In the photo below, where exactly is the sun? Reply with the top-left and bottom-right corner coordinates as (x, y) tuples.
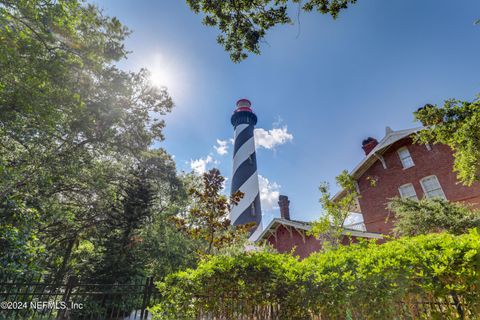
(148, 53), (186, 100)
(150, 60), (174, 88)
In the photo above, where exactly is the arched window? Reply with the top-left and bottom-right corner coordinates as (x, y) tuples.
(420, 175), (446, 199)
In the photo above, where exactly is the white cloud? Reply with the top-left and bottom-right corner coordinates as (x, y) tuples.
(254, 126), (293, 150)
(222, 177), (228, 192)
(189, 155), (214, 175)
(214, 139), (229, 156)
(258, 175), (280, 212)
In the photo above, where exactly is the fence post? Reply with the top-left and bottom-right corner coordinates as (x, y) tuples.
(56, 275), (76, 320)
(140, 277), (154, 320)
(451, 292), (465, 320)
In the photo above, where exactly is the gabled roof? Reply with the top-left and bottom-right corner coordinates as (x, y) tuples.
(352, 126), (423, 178)
(254, 218), (383, 242)
(333, 126), (424, 201)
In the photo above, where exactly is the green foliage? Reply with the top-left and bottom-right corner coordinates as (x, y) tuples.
(186, 0), (356, 62)
(301, 231), (480, 319)
(173, 168), (252, 256)
(309, 170), (358, 245)
(389, 197), (480, 236)
(152, 231), (480, 319)
(414, 99), (480, 186)
(0, 0), (195, 284)
(150, 250), (303, 319)
(0, 199), (44, 277)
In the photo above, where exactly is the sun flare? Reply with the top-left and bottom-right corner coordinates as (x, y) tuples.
(148, 53), (188, 101)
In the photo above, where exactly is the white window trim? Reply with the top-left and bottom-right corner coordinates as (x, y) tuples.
(397, 147), (415, 169)
(420, 175), (446, 199)
(398, 183), (418, 200)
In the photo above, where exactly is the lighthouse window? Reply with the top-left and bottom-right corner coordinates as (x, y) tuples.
(251, 203), (255, 216)
(248, 155), (253, 164)
(237, 100), (250, 108)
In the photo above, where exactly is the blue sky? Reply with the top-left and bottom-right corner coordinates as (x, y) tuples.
(93, 0), (480, 224)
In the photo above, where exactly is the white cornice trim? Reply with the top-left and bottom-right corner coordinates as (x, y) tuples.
(254, 218), (383, 242)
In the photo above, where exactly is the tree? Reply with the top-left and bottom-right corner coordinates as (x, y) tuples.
(88, 150), (197, 283)
(414, 99), (480, 186)
(186, 0), (356, 62)
(173, 168), (253, 255)
(308, 170), (359, 246)
(388, 197), (480, 236)
(0, 0), (175, 279)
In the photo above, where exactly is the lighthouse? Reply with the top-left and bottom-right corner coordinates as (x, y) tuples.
(230, 99), (262, 231)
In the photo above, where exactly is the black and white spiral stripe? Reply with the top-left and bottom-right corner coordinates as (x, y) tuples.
(230, 122), (262, 227)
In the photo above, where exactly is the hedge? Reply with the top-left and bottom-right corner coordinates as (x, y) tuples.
(150, 231), (480, 319)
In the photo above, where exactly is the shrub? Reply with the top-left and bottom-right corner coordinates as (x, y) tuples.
(389, 197), (480, 236)
(151, 231), (480, 319)
(150, 251), (305, 319)
(300, 230), (480, 319)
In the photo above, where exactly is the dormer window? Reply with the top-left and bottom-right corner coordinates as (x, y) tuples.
(397, 147), (414, 169)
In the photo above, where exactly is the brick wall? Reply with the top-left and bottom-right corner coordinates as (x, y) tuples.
(357, 138), (480, 234)
(266, 225), (365, 259)
(267, 225), (320, 259)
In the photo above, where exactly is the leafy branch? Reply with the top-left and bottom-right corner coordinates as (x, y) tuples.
(308, 170), (359, 246)
(186, 0), (356, 62)
(172, 168), (254, 255)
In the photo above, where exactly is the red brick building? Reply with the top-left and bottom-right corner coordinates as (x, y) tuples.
(256, 218), (382, 259)
(255, 126), (480, 258)
(255, 196), (381, 259)
(334, 126), (480, 234)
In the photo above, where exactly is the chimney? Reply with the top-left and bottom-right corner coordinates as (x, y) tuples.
(278, 195), (290, 220)
(362, 137), (378, 155)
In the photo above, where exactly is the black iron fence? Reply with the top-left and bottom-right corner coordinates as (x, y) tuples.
(154, 293), (473, 320)
(1, 277), (474, 320)
(0, 276), (159, 320)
